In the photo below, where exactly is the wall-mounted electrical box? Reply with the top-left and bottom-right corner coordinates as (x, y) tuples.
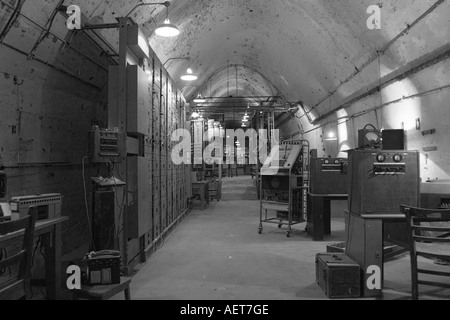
(91, 127), (122, 164)
(127, 65), (151, 136)
(127, 25), (150, 60)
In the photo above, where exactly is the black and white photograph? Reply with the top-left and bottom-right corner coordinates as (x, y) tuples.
(0, 0), (449, 306)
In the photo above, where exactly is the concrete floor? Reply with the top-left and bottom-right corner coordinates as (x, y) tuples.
(118, 176), (449, 300)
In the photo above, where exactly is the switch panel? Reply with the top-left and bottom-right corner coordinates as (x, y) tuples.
(91, 127), (122, 164)
(373, 163), (406, 175)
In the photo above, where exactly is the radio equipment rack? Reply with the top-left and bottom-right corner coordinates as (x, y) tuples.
(258, 140), (310, 237)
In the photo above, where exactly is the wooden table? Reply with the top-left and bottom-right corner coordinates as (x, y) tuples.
(1, 216), (69, 300)
(307, 193), (348, 241)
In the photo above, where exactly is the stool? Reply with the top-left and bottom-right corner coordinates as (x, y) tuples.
(72, 278), (131, 300)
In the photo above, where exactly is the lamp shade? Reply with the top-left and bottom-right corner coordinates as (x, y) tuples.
(180, 68), (198, 81)
(193, 94), (206, 104)
(155, 19), (180, 37)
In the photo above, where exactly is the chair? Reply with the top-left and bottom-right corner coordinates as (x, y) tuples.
(0, 210), (37, 300)
(72, 277), (131, 300)
(401, 205), (450, 300)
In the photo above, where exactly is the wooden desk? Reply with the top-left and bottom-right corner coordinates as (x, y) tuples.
(1, 217), (69, 300)
(346, 212), (408, 298)
(307, 194), (348, 241)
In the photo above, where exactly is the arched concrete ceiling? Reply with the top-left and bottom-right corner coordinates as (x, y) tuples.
(91, 0), (446, 123)
(144, 0), (439, 103)
(186, 64), (282, 100)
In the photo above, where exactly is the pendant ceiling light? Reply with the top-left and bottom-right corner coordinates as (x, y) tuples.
(193, 94), (206, 104)
(124, 1), (180, 38)
(325, 132), (338, 141)
(164, 57), (199, 82)
(181, 68), (198, 81)
(154, 4), (180, 37)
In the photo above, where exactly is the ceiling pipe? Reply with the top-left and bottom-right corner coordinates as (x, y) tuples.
(125, 1), (171, 18)
(312, 42), (450, 125)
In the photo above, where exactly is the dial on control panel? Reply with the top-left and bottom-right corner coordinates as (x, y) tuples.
(393, 154), (403, 163)
(376, 154), (386, 163)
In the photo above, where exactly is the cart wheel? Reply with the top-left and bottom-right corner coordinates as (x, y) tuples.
(286, 231), (291, 238)
(258, 228), (263, 234)
(278, 224), (282, 229)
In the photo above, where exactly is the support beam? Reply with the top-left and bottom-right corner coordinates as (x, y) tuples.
(195, 106), (289, 113)
(116, 17), (130, 274)
(194, 96), (281, 100)
(312, 43), (450, 125)
(81, 23), (120, 30)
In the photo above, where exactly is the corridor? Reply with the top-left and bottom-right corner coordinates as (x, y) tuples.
(116, 176), (445, 300)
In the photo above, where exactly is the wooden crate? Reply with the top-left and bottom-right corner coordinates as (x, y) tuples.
(315, 253), (361, 299)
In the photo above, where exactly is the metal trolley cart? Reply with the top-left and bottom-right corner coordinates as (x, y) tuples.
(258, 140), (310, 237)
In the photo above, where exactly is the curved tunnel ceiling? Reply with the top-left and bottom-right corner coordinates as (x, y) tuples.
(143, 0), (441, 102)
(92, 0), (448, 123)
(191, 64), (282, 99)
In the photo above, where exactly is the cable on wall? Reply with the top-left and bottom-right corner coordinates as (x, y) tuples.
(0, 0), (24, 43)
(28, 0), (66, 60)
(376, 52), (383, 130)
(303, 83), (450, 136)
(0, 0), (116, 68)
(308, 0), (446, 115)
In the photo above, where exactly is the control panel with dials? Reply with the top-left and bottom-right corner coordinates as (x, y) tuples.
(348, 150), (420, 215)
(310, 158), (348, 195)
(373, 152), (408, 175)
(321, 158), (348, 172)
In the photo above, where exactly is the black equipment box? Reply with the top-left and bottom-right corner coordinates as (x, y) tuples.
(310, 158), (348, 195)
(382, 129), (405, 150)
(92, 190), (116, 251)
(316, 253), (361, 299)
(86, 253), (121, 285)
(0, 170), (6, 198)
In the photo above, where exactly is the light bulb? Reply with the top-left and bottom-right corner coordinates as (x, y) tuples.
(181, 68), (198, 81)
(191, 112), (199, 119)
(155, 19), (180, 37)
